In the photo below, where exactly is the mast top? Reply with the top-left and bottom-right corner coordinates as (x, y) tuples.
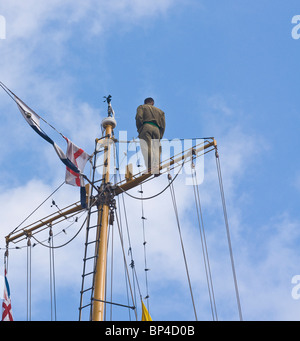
(102, 94), (117, 129)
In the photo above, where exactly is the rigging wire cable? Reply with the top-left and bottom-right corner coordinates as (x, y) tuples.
(31, 213), (88, 249)
(215, 148), (243, 321)
(8, 181), (66, 238)
(115, 209), (139, 321)
(117, 157), (186, 201)
(117, 192), (139, 321)
(134, 139), (151, 312)
(26, 237), (32, 321)
(139, 185), (150, 312)
(168, 173), (198, 321)
(191, 162), (218, 321)
(48, 226), (57, 321)
(0, 81), (66, 140)
(115, 141), (148, 319)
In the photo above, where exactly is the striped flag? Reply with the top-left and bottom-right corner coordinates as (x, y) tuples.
(0, 82), (86, 175)
(0, 82), (91, 208)
(15, 95), (90, 208)
(2, 269), (13, 321)
(15, 95), (81, 175)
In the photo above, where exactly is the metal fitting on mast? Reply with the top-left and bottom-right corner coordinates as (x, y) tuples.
(102, 95), (117, 130)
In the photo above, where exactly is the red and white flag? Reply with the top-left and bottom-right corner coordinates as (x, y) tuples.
(64, 138), (90, 187)
(2, 269), (13, 321)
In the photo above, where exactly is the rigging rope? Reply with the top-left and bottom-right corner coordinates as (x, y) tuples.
(26, 237), (32, 321)
(108, 213), (114, 321)
(8, 181), (66, 238)
(134, 139), (151, 312)
(48, 226), (57, 321)
(118, 158), (186, 201)
(0, 81), (66, 140)
(115, 140), (151, 319)
(31, 210), (88, 249)
(114, 209), (138, 321)
(215, 148), (243, 321)
(139, 185), (150, 312)
(168, 173), (198, 321)
(117, 193), (139, 321)
(191, 162), (218, 321)
(114, 142), (138, 320)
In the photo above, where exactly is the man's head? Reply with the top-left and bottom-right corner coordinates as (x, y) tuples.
(144, 97), (154, 106)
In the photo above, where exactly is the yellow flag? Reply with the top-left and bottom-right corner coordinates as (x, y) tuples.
(141, 300), (152, 321)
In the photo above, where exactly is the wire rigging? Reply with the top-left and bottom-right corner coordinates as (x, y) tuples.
(107, 210), (115, 321)
(8, 181), (66, 238)
(26, 236), (32, 321)
(215, 148), (243, 321)
(116, 192), (140, 321)
(139, 185), (150, 312)
(168, 173), (198, 321)
(114, 209), (139, 321)
(118, 157), (185, 201)
(48, 225), (57, 321)
(191, 161), (218, 321)
(0, 81), (66, 140)
(31, 211), (88, 249)
(134, 139), (151, 312)
(115, 140), (150, 319)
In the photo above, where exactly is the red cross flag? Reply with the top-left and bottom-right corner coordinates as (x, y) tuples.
(65, 137), (90, 187)
(2, 269), (13, 321)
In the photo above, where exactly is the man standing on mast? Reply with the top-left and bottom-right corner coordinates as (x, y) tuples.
(135, 98), (165, 175)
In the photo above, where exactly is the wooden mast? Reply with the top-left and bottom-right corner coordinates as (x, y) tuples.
(91, 96), (116, 321)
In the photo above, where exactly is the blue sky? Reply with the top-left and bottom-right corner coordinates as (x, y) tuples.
(1, 0), (300, 321)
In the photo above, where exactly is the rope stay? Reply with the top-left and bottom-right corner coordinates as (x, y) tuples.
(133, 138), (151, 312)
(117, 194), (138, 321)
(139, 185), (150, 312)
(0, 81), (67, 142)
(115, 151), (186, 201)
(7, 181), (66, 239)
(114, 209), (139, 320)
(114, 139), (151, 320)
(48, 225), (57, 321)
(191, 160), (218, 321)
(168, 172), (198, 321)
(26, 236), (32, 321)
(215, 148), (243, 321)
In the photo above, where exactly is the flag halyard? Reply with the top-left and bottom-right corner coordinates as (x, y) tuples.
(141, 300), (152, 321)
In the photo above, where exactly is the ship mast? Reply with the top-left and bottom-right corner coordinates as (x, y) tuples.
(4, 95), (218, 321)
(91, 95), (116, 321)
